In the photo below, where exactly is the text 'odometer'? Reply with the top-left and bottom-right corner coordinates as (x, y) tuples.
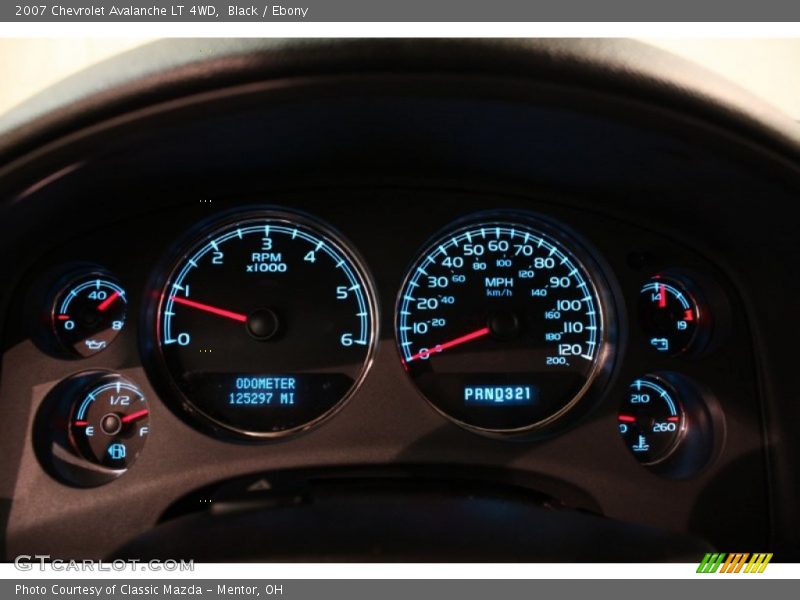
(152, 209), (378, 438)
(396, 213), (615, 435)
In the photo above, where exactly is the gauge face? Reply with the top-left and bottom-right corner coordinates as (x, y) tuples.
(618, 376), (685, 465)
(396, 214), (615, 434)
(69, 374), (149, 470)
(51, 273), (127, 357)
(152, 210), (377, 438)
(639, 275), (702, 356)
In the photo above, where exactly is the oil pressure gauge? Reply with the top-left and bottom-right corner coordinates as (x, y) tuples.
(49, 268), (128, 357)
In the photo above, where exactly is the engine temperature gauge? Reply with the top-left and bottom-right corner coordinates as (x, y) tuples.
(51, 271), (127, 357)
(616, 372), (718, 479)
(618, 375), (685, 465)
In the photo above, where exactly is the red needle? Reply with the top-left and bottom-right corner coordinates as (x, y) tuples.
(405, 326), (491, 363)
(658, 285), (667, 308)
(97, 291), (121, 311)
(170, 296), (248, 322)
(121, 409), (149, 423)
(618, 415), (637, 423)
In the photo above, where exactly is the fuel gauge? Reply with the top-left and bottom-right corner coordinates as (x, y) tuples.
(69, 374), (150, 470)
(34, 371), (150, 487)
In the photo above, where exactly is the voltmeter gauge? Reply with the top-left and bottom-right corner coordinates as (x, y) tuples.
(50, 271), (127, 357)
(639, 274), (706, 356)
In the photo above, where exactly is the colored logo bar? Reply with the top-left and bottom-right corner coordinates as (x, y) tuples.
(697, 553), (773, 573)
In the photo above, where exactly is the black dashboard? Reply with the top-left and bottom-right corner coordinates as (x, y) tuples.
(1, 39), (798, 561)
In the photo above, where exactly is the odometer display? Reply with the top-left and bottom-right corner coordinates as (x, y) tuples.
(152, 210), (377, 438)
(396, 213), (614, 435)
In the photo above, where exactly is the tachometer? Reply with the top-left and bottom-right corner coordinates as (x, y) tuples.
(396, 212), (617, 436)
(148, 209), (378, 439)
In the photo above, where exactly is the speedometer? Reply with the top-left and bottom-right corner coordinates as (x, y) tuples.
(396, 212), (617, 436)
(148, 209), (378, 439)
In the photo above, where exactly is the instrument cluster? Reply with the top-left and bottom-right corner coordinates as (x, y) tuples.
(24, 199), (735, 488)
